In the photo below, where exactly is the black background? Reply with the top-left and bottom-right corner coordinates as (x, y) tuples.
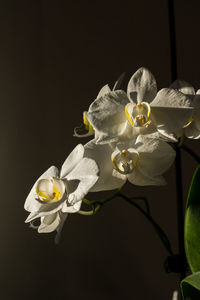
(1, 1), (200, 299)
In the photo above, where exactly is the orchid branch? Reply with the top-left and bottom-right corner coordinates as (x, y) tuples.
(78, 203), (101, 216)
(78, 186), (123, 215)
(118, 193), (174, 256)
(130, 196), (150, 215)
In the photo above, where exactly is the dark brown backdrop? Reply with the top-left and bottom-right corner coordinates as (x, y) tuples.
(1, 1), (200, 299)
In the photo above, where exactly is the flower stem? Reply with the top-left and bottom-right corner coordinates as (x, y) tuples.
(118, 193), (174, 256)
(175, 147), (186, 280)
(78, 203), (101, 216)
(130, 196), (151, 215)
(181, 144), (200, 164)
(78, 186), (123, 215)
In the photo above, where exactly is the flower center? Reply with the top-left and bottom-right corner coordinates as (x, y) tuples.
(111, 149), (139, 175)
(125, 102), (151, 127)
(36, 177), (65, 203)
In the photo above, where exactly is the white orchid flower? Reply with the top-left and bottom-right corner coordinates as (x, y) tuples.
(84, 136), (176, 192)
(24, 144), (99, 234)
(170, 79), (200, 139)
(74, 73), (125, 139)
(86, 67), (193, 144)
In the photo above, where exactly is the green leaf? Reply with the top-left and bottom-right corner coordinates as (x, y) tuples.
(185, 165), (200, 273)
(181, 272), (200, 300)
(186, 165), (200, 208)
(185, 206), (200, 272)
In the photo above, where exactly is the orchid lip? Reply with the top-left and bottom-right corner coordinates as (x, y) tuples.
(125, 102), (151, 127)
(111, 149), (139, 175)
(35, 177), (66, 203)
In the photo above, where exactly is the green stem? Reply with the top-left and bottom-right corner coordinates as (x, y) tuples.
(78, 203), (101, 216)
(130, 196), (150, 215)
(79, 188), (173, 257)
(78, 186), (123, 216)
(118, 193), (174, 256)
(181, 144), (200, 164)
(175, 146), (186, 281)
(82, 186), (123, 206)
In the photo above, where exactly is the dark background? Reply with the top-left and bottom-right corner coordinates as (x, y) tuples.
(1, 1), (200, 299)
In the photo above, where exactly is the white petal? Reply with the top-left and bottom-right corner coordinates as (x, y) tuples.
(194, 108), (200, 129)
(151, 88), (192, 108)
(196, 89), (200, 95)
(193, 94), (200, 108)
(184, 121), (200, 139)
(65, 157), (99, 202)
(135, 138), (176, 178)
(54, 213), (68, 244)
(62, 199), (82, 213)
(127, 67), (157, 103)
(113, 72), (126, 91)
(128, 169), (166, 186)
(84, 140), (125, 192)
(170, 80), (195, 95)
(151, 106), (193, 137)
(96, 84), (111, 98)
(25, 200), (64, 223)
(60, 144), (84, 178)
(38, 211), (67, 233)
(157, 129), (178, 142)
(87, 90), (129, 137)
(24, 166), (59, 213)
(95, 133), (120, 144)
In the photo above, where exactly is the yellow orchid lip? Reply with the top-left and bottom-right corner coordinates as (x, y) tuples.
(36, 177), (65, 203)
(125, 102), (151, 127)
(111, 149), (139, 175)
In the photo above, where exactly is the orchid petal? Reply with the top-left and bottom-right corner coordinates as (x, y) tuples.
(185, 121), (200, 139)
(151, 105), (193, 138)
(193, 93), (200, 108)
(151, 88), (192, 107)
(38, 211), (67, 233)
(157, 129), (179, 142)
(84, 140), (125, 192)
(113, 72), (126, 91)
(128, 169), (166, 186)
(65, 157), (99, 203)
(135, 137), (176, 178)
(127, 67), (157, 104)
(96, 84), (111, 98)
(95, 133), (119, 144)
(194, 108), (200, 129)
(87, 90), (129, 137)
(25, 200), (65, 223)
(54, 213), (68, 244)
(170, 80), (195, 95)
(60, 144), (84, 178)
(62, 199), (82, 213)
